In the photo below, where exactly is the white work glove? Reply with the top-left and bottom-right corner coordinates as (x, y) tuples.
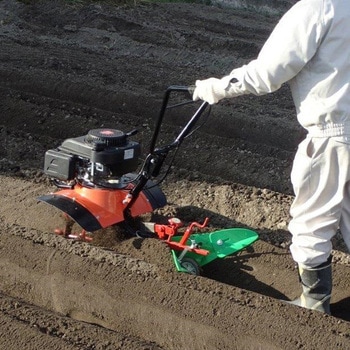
(193, 75), (238, 105)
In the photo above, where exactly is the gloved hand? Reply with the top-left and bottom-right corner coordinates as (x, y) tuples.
(193, 76), (234, 105)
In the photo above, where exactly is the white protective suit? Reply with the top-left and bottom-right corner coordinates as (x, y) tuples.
(193, 0), (350, 267)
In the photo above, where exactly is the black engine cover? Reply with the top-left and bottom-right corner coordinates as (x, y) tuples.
(44, 129), (141, 180)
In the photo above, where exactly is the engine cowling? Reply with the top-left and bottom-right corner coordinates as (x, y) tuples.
(43, 128), (141, 188)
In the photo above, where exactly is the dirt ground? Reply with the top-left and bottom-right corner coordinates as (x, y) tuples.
(1, 0), (350, 349)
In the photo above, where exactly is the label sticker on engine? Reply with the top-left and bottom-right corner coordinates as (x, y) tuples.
(124, 149), (134, 159)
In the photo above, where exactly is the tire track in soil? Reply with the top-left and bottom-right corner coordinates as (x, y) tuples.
(1, 175), (350, 349)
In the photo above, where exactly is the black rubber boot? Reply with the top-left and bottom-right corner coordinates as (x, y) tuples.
(290, 256), (332, 314)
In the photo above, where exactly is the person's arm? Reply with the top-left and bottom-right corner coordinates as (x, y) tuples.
(193, 0), (326, 104)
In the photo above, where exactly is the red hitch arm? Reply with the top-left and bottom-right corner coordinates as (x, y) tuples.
(179, 217), (209, 245)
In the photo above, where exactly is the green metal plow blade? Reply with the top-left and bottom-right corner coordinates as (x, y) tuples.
(171, 228), (258, 272)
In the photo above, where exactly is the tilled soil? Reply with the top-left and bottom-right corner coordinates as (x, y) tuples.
(1, 0), (350, 349)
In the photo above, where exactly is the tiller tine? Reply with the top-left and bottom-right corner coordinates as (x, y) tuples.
(53, 213), (93, 242)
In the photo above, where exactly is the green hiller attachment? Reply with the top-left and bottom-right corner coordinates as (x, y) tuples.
(143, 217), (258, 275)
(170, 227), (258, 274)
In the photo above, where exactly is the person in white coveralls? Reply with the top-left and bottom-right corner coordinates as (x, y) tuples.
(193, 0), (350, 314)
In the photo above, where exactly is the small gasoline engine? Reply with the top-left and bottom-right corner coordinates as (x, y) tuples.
(44, 128), (141, 189)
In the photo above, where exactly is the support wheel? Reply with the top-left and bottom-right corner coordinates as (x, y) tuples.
(180, 257), (201, 275)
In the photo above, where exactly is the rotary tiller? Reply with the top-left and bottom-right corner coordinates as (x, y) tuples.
(39, 86), (258, 274)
